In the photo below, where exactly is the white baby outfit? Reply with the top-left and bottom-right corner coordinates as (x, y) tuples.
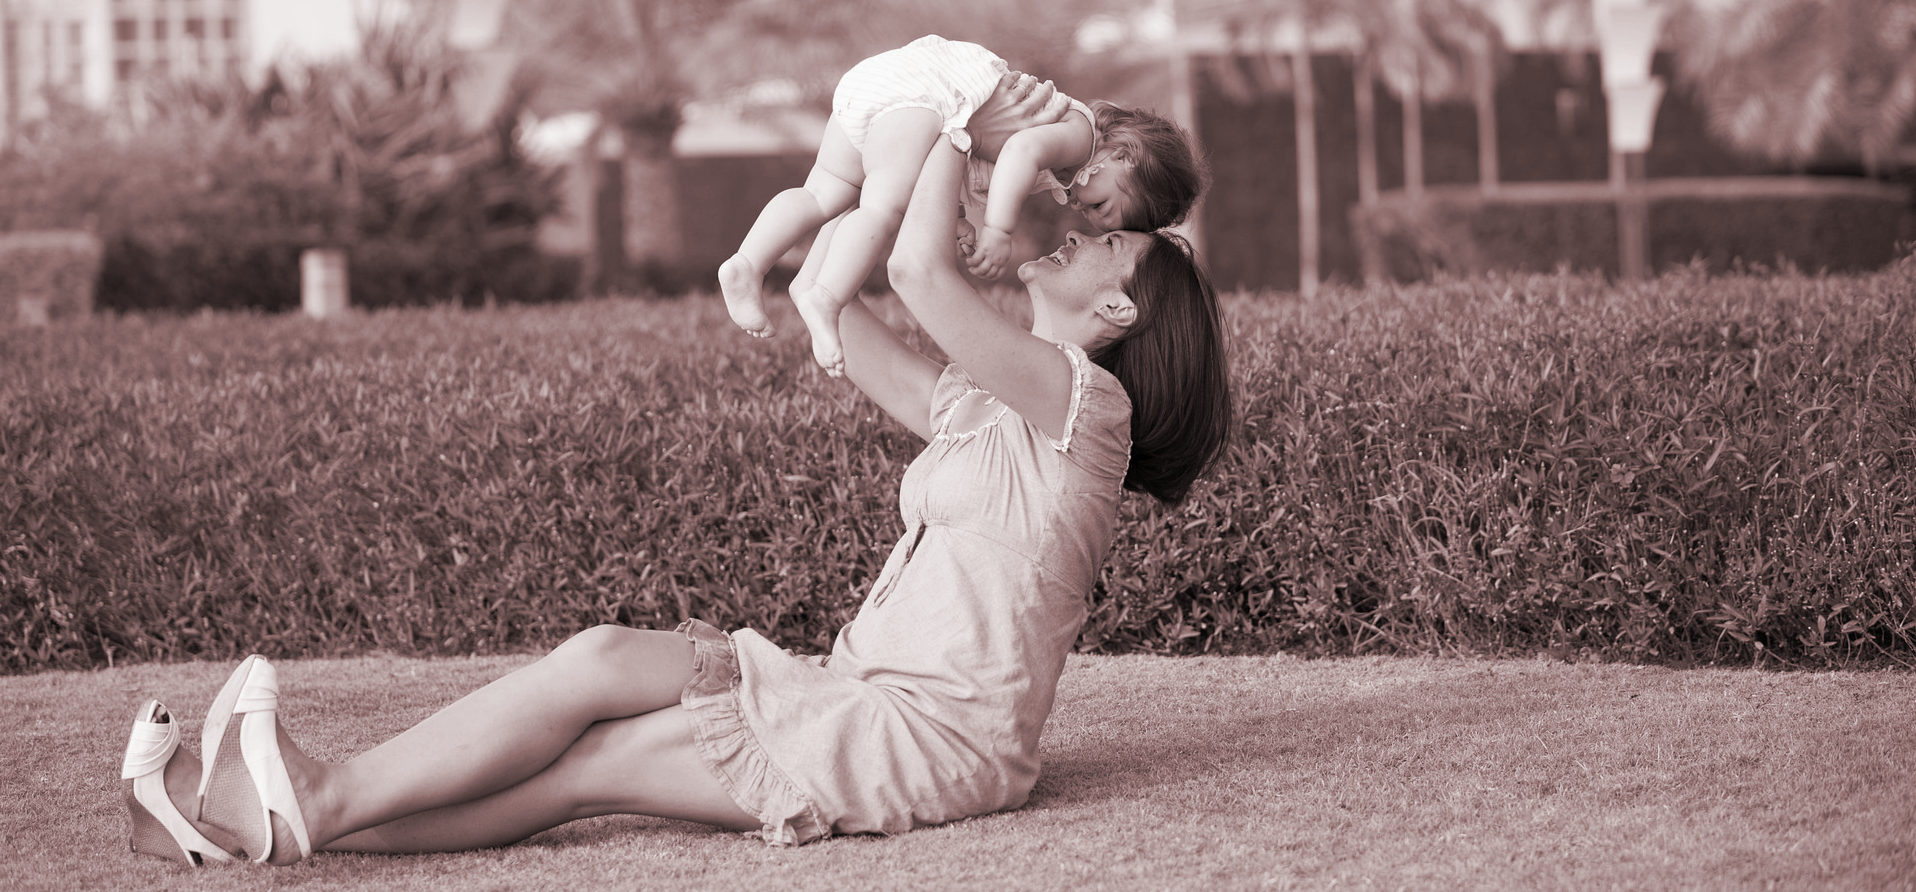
(830, 34), (1097, 213)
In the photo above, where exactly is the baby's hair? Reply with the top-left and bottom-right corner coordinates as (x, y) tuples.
(1092, 101), (1209, 232)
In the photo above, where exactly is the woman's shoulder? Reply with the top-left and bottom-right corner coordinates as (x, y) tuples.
(1051, 341), (1130, 455)
(932, 361), (976, 408)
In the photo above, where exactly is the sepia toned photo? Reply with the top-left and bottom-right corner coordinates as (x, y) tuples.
(3, 1), (1913, 889)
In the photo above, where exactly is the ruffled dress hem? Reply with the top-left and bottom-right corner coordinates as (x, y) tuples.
(676, 619), (832, 846)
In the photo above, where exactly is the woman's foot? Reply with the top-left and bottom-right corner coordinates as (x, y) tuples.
(197, 656), (315, 865)
(718, 254), (774, 337)
(122, 701), (243, 865)
(790, 282), (848, 377)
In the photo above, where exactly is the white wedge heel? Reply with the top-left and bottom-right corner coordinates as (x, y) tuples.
(196, 656), (313, 864)
(121, 700), (237, 865)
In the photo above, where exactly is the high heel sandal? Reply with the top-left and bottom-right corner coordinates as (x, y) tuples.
(196, 655), (313, 864)
(121, 700), (236, 865)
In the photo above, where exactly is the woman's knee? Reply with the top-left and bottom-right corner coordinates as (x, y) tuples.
(551, 623), (633, 657)
(537, 625), (644, 683)
(539, 625), (696, 710)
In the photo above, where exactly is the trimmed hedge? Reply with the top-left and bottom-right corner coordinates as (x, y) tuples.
(4, 259), (1914, 673)
(0, 230), (102, 324)
(1353, 178), (1916, 283)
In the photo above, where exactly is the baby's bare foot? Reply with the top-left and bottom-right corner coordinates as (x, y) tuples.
(718, 254), (773, 337)
(791, 283), (848, 377)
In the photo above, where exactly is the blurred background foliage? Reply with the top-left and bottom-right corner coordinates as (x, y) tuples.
(0, 12), (570, 311)
(0, 0), (1127, 310)
(0, 0), (1912, 308)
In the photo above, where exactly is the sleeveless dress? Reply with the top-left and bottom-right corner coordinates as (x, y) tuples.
(678, 342), (1132, 845)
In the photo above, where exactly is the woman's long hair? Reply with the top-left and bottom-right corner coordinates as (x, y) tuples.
(1087, 231), (1232, 504)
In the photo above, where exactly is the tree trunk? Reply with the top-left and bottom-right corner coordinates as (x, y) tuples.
(1354, 52), (1378, 207)
(1474, 49), (1499, 194)
(591, 153), (627, 294)
(619, 123), (684, 282)
(1354, 50), (1381, 287)
(1292, 47), (1319, 298)
(1404, 63), (1425, 200)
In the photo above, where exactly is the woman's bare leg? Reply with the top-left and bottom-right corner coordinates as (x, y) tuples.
(324, 706), (754, 853)
(206, 625), (745, 859)
(795, 107), (943, 375)
(720, 120), (864, 337)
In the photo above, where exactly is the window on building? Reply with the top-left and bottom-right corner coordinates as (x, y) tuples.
(186, 19), (205, 39)
(116, 58), (136, 83)
(114, 19), (138, 43)
(221, 18), (237, 41)
(154, 20), (169, 42)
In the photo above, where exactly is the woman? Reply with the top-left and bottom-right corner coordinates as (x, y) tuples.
(118, 89), (1232, 864)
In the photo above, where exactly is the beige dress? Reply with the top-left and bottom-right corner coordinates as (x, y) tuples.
(679, 342), (1132, 844)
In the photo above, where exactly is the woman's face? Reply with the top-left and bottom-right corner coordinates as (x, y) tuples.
(1018, 230), (1150, 303)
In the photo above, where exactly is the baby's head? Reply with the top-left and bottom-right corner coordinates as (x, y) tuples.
(1075, 101), (1209, 233)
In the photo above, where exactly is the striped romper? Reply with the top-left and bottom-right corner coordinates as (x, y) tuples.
(830, 35), (1096, 214)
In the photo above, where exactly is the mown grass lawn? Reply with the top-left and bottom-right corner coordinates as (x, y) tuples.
(5, 653), (1911, 891)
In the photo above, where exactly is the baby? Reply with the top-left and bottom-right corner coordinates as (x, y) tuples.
(718, 34), (1205, 374)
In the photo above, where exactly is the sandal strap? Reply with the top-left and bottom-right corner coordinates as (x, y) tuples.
(121, 717), (178, 780)
(236, 661), (280, 713)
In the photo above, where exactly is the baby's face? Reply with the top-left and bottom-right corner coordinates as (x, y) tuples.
(1066, 147), (1136, 232)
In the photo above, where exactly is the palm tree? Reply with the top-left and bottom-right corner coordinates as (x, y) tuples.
(1349, 0), (1506, 202)
(1200, 0), (1505, 292)
(424, 0), (1115, 292)
(416, 0), (889, 290)
(1195, 0), (1342, 297)
(1668, 0), (1916, 174)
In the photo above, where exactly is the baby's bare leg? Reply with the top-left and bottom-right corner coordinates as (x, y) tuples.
(791, 211), (844, 298)
(721, 121), (862, 337)
(797, 107), (943, 375)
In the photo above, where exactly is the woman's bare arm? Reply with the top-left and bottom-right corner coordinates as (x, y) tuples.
(964, 72), (1070, 162)
(839, 298), (942, 441)
(807, 211), (941, 439)
(885, 140), (1075, 439)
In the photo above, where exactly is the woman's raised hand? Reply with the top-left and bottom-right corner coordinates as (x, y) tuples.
(965, 72), (1069, 163)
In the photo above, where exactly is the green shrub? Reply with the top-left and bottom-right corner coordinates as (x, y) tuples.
(0, 22), (572, 315)
(0, 230), (103, 323)
(3, 259), (1914, 673)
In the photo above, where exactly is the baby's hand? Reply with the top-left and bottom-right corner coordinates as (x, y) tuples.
(955, 216), (978, 259)
(967, 225), (1013, 279)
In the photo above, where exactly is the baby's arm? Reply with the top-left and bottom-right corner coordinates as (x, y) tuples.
(969, 111), (1095, 279)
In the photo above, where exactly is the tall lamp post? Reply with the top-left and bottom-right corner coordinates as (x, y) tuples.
(1594, 0), (1666, 280)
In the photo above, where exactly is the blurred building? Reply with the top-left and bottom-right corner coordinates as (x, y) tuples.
(1, 0), (250, 142)
(1, 0), (366, 147)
